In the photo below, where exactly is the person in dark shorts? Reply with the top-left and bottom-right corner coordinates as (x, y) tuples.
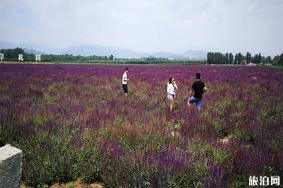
(188, 72), (207, 112)
(122, 67), (129, 96)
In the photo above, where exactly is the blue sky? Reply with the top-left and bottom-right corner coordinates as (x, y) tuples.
(0, 0), (283, 56)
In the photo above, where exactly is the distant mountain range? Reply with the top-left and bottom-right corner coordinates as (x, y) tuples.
(60, 44), (142, 58)
(0, 41), (207, 60)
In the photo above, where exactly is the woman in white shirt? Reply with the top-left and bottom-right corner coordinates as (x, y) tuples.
(122, 67), (129, 96)
(167, 77), (178, 111)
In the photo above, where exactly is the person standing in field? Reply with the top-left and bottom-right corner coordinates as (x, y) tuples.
(167, 77), (178, 111)
(122, 67), (129, 96)
(188, 72), (207, 112)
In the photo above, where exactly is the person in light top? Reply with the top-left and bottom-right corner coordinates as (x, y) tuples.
(122, 67), (129, 96)
(167, 77), (178, 111)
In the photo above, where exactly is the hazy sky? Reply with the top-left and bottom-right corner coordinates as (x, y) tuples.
(0, 0), (283, 56)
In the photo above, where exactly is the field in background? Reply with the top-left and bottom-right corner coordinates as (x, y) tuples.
(0, 64), (282, 187)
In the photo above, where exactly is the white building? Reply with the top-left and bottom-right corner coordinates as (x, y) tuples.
(18, 54), (24, 61)
(35, 54), (41, 62)
(0, 53), (4, 61)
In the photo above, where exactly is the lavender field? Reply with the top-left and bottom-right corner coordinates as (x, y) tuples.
(0, 64), (282, 187)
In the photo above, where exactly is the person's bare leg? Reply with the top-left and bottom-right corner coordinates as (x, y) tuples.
(187, 103), (192, 113)
(169, 100), (173, 111)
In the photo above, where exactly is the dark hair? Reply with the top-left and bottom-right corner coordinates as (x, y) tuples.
(168, 77), (174, 84)
(125, 67), (128, 71)
(196, 72), (201, 79)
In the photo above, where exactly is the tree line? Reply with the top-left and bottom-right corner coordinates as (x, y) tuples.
(1, 48), (283, 66)
(0, 48), (198, 64)
(0, 48), (116, 62)
(0, 48), (170, 63)
(207, 52), (283, 65)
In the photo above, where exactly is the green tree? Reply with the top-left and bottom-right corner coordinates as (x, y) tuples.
(265, 56), (272, 64)
(273, 55), (280, 65)
(279, 53), (283, 65)
(253, 53), (262, 64)
(228, 53), (234, 64)
(246, 52), (252, 64)
(235, 53), (244, 64)
(224, 53), (229, 64)
(109, 54), (114, 61)
(207, 52), (213, 64)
